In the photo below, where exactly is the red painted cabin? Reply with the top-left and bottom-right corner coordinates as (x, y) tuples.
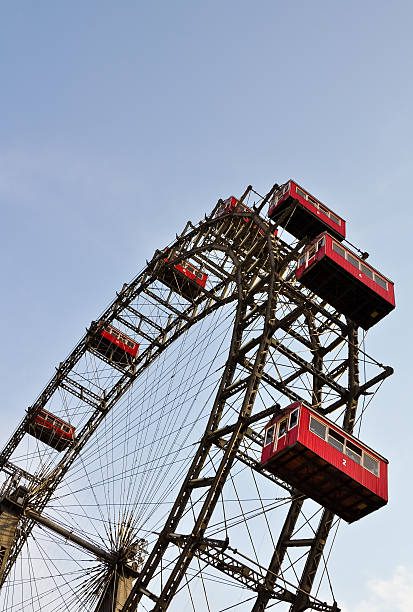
(261, 403), (388, 523)
(216, 196), (252, 218)
(268, 180), (346, 242)
(216, 196), (277, 243)
(26, 408), (75, 451)
(296, 233), (395, 330)
(89, 323), (139, 367)
(155, 249), (207, 301)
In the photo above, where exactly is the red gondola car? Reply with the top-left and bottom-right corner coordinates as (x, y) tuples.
(216, 196), (277, 242)
(155, 249), (207, 301)
(261, 403), (388, 523)
(216, 196), (252, 218)
(89, 322), (139, 367)
(26, 408), (75, 451)
(296, 233), (395, 329)
(268, 180), (346, 242)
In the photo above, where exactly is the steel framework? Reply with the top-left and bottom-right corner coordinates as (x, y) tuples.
(0, 183), (392, 611)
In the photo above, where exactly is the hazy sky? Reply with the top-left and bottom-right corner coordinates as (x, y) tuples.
(1, 2), (412, 610)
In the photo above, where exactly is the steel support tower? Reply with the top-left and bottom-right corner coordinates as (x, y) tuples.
(0, 183), (392, 611)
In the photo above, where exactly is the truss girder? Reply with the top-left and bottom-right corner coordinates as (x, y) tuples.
(196, 538), (338, 612)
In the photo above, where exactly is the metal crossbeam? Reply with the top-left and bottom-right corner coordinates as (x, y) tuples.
(59, 376), (105, 408)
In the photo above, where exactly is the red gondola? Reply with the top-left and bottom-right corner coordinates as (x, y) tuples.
(154, 249), (207, 301)
(268, 180), (346, 242)
(216, 196), (252, 218)
(296, 232), (395, 329)
(216, 196), (277, 243)
(26, 408), (75, 451)
(89, 322), (139, 367)
(261, 403), (388, 523)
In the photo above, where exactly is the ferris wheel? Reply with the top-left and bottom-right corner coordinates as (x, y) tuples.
(0, 180), (395, 612)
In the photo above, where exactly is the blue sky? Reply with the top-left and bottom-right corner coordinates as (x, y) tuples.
(1, 1), (412, 609)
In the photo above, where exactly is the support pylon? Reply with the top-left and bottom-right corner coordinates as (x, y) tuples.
(95, 565), (136, 612)
(0, 486), (27, 584)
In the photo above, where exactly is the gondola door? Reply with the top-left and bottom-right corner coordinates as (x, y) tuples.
(275, 415), (289, 453)
(275, 406), (300, 453)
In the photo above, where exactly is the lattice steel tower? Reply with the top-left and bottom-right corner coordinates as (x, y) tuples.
(0, 180), (394, 611)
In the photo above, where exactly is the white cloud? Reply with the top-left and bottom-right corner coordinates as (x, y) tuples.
(341, 565), (413, 612)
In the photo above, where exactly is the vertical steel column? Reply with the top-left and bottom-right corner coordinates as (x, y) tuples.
(0, 487), (26, 585)
(288, 323), (360, 611)
(95, 568), (136, 612)
(308, 313), (323, 409)
(343, 323), (359, 434)
(251, 496), (304, 612)
(289, 510), (335, 612)
(121, 296), (250, 612)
